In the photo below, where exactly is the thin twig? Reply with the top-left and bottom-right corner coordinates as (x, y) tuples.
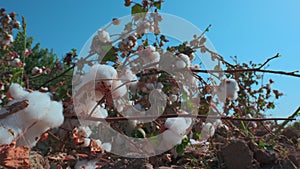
(38, 65), (75, 89)
(274, 106), (300, 135)
(257, 53), (280, 69)
(64, 114), (296, 122)
(138, 67), (300, 78)
(192, 68), (300, 78)
(0, 100), (29, 120)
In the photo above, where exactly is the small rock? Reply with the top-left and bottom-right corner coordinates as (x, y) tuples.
(282, 128), (300, 143)
(254, 149), (276, 165)
(222, 140), (253, 169)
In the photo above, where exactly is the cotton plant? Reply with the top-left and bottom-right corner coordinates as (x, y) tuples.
(0, 83), (64, 147)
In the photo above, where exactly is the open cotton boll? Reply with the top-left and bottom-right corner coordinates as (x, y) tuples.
(75, 159), (100, 169)
(138, 46), (160, 64)
(224, 79), (239, 100)
(7, 91), (52, 130)
(119, 69), (138, 88)
(111, 80), (127, 98)
(9, 83), (29, 99)
(0, 126), (20, 145)
(216, 79), (239, 102)
(80, 138), (91, 147)
(97, 29), (110, 43)
(41, 101), (64, 129)
(175, 60), (187, 69)
(162, 130), (183, 148)
(76, 126), (92, 138)
(16, 120), (51, 147)
(201, 122), (215, 139)
(178, 53), (191, 67)
(213, 119), (223, 128)
(21, 91), (52, 126)
(101, 142), (112, 152)
(95, 64), (118, 88)
(16, 99), (63, 148)
(165, 117), (189, 136)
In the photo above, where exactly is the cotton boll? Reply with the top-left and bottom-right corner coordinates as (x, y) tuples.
(95, 64), (118, 88)
(138, 46), (160, 65)
(175, 60), (186, 69)
(9, 83), (29, 99)
(225, 79), (239, 100)
(113, 98), (127, 113)
(93, 106), (108, 118)
(18, 91), (52, 128)
(178, 53), (191, 67)
(97, 29), (110, 43)
(216, 79), (239, 102)
(111, 80), (127, 98)
(148, 51), (160, 62)
(190, 139), (201, 145)
(213, 119), (223, 128)
(0, 126), (19, 145)
(42, 101), (64, 129)
(162, 130), (183, 147)
(7, 91), (52, 130)
(101, 142), (112, 152)
(169, 94), (178, 102)
(11, 58), (22, 67)
(77, 126), (92, 138)
(80, 138), (91, 147)
(75, 159), (100, 169)
(16, 121), (50, 148)
(201, 122), (215, 139)
(31, 66), (42, 74)
(87, 105), (108, 126)
(119, 69), (138, 88)
(165, 117), (189, 136)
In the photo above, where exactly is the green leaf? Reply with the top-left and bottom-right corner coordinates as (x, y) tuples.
(101, 46), (118, 63)
(131, 4), (146, 15)
(259, 140), (265, 148)
(153, 1), (162, 9)
(265, 145), (274, 150)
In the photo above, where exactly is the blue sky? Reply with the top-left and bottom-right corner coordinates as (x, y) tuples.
(1, 0), (300, 118)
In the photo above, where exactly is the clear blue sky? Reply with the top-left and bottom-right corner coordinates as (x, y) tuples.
(1, 0), (300, 118)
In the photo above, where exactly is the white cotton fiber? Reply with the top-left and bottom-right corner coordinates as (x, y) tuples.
(101, 142), (112, 152)
(201, 122), (215, 139)
(9, 83), (29, 99)
(1, 83), (64, 147)
(119, 69), (138, 89)
(17, 91), (52, 129)
(111, 80), (127, 98)
(178, 53), (191, 66)
(0, 126), (19, 145)
(16, 121), (49, 148)
(162, 130), (183, 147)
(95, 64), (118, 88)
(80, 138), (91, 147)
(97, 29), (110, 43)
(216, 79), (239, 102)
(77, 126), (92, 138)
(43, 101), (64, 128)
(165, 117), (189, 136)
